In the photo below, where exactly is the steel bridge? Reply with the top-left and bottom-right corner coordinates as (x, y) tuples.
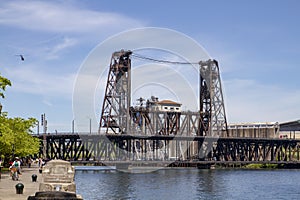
(38, 133), (300, 167)
(38, 50), (300, 167)
(99, 50), (227, 137)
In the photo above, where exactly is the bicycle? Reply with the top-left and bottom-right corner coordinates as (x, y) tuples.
(10, 166), (19, 181)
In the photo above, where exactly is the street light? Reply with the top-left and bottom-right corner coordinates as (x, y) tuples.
(41, 113), (47, 159)
(36, 120), (40, 135)
(72, 119), (75, 134)
(89, 118), (92, 134)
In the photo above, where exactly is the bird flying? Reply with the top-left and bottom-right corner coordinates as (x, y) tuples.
(15, 54), (25, 61)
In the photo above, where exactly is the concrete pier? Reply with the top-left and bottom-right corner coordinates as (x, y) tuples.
(0, 164), (40, 200)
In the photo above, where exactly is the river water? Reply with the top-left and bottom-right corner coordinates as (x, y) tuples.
(75, 168), (300, 200)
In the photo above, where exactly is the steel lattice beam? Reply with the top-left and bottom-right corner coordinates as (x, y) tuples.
(99, 50), (132, 134)
(39, 134), (300, 165)
(99, 51), (228, 138)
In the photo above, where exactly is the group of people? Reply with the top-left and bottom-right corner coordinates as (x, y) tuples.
(8, 157), (34, 168)
(8, 157), (46, 180)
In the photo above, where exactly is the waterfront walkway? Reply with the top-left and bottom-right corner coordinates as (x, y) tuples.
(0, 164), (40, 200)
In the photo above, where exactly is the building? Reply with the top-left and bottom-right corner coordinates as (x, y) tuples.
(279, 120), (300, 139)
(146, 96), (182, 112)
(227, 122), (279, 138)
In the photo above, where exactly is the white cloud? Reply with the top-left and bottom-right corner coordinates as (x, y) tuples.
(45, 37), (78, 59)
(4, 65), (76, 99)
(0, 1), (143, 33)
(0, 0), (146, 69)
(224, 78), (300, 123)
(42, 99), (53, 107)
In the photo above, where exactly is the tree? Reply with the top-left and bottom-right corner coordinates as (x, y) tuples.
(0, 74), (11, 99)
(0, 74), (40, 166)
(0, 113), (40, 166)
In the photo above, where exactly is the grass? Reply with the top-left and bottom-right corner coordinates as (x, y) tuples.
(0, 167), (10, 172)
(244, 163), (283, 169)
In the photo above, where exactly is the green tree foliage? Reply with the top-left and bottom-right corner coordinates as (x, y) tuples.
(0, 74), (12, 98)
(0, 113), (40, 164)
(0, 74), (40, 166)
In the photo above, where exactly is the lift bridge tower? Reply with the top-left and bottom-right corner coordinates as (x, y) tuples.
(100, 50), (132, 134)
(99, 50), (227, 160)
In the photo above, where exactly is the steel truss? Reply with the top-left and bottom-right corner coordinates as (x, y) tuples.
(97, 51), (229, 160)
(99, 52), (227, 136)
(199, 60), (228, 136)
(37, 51), (300, 166)
(39, 134), (300, 164)
(100, 50), (132, 134)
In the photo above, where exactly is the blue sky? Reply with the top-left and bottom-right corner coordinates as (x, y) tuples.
(0, 0), (299, 133)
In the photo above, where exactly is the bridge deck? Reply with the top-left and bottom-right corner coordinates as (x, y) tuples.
(37, 134), (300, 166)
(71, 160), (300, 166)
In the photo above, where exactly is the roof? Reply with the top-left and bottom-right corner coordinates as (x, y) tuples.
(228, 122), (278, 126)
(228, 122), (279, 129)
(157, 100), (181, 106)
(279, 120), (300, 131)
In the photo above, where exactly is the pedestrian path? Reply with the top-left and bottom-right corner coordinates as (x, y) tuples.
(0, 164), (41, 200)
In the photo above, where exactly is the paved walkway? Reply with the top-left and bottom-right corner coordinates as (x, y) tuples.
(0, 164), (41, 200)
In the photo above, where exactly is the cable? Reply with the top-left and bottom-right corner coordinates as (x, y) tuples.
(131, 53), (199, 65)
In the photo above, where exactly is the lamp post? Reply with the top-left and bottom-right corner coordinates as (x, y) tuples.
(72, 119), (75, 134)
(89, 118), (92, 134)
(41, 113), (47, 159)
(36, 120), (40, 135)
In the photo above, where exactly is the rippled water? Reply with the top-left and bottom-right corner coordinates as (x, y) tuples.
(75, 168), (300, 200)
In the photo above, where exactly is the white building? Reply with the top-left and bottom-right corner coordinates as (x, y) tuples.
(147, 97), (182, 112)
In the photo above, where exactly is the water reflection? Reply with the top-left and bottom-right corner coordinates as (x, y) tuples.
(76, 171), (135, 199)
(196, 170), (217, 198)
(75, 169), (300, 200)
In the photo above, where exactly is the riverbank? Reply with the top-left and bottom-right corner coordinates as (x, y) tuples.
(0, 164), (40, 200)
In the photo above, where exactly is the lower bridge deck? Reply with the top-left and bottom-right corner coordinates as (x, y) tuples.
(37, 134), (300, 166)
(70, 160), (300, 169)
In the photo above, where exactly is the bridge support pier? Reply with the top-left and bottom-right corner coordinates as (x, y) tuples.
(116, 162), (131, 171)
(197, 163), (214, 169)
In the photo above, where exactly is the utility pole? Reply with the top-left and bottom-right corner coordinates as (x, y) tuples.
(72, 119), (75, 134)
(89, 118), (92, 134)
(41, 113), (47, 159)
(37, 120), (40, 135)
